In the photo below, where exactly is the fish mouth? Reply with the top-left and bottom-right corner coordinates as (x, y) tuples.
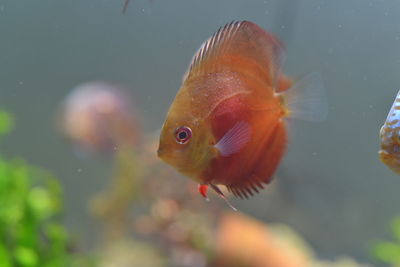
(157, 147), (163, 158)
(157, 144), (168, 160)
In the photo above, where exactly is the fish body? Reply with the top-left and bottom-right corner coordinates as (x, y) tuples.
(379, 89), (400, 174)
(158, 21), (326, 200)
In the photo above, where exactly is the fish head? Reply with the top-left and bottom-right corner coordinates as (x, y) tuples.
(157, 94), (216, 180)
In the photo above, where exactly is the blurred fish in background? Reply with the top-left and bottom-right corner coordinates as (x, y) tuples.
(59, 81), (139, 156)
(379, 89), (400, 174)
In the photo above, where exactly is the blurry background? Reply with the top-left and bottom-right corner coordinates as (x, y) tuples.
(1, 0), (400, 266)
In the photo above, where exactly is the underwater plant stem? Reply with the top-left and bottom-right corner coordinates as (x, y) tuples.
(91, 146), (140, 242)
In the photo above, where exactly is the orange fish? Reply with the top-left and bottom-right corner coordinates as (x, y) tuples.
(379, 89), (400, 173)
(157, 21), (326, 205)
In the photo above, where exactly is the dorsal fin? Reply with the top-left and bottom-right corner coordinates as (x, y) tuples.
(188, 21), (243, 73)
(184, 20), (285, 88)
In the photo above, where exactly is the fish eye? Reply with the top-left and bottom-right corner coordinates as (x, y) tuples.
(174, 126), (192, 144)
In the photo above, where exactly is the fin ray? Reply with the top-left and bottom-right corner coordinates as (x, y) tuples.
(209, 184), (237, 211)
(184, 20), (285, 87)
(282, 72), (328, 122)
(215, 121), (251, 157)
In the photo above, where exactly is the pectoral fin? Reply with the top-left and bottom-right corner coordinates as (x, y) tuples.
(214, 121), (251, 157)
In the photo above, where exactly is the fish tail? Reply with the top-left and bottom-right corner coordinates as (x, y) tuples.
(280, 72), (328, 122)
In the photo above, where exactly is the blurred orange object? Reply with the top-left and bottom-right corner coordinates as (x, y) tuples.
(214, 212), (310, 267)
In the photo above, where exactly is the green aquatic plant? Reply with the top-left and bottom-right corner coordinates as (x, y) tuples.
(0, 110), (95, 267)
(0, 160), (65, 267)
(371, 216), (400, 266)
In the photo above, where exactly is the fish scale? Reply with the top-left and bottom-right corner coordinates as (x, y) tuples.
(379, 90), (400, 173)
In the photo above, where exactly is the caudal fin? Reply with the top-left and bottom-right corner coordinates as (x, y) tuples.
(281, 72), (328, 122)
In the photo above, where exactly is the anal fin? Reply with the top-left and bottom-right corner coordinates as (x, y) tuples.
(226, 122), (287, 198)
(199, 183), (237, 211)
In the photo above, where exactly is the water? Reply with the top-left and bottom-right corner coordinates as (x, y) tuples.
(1, 0), (400, 265)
